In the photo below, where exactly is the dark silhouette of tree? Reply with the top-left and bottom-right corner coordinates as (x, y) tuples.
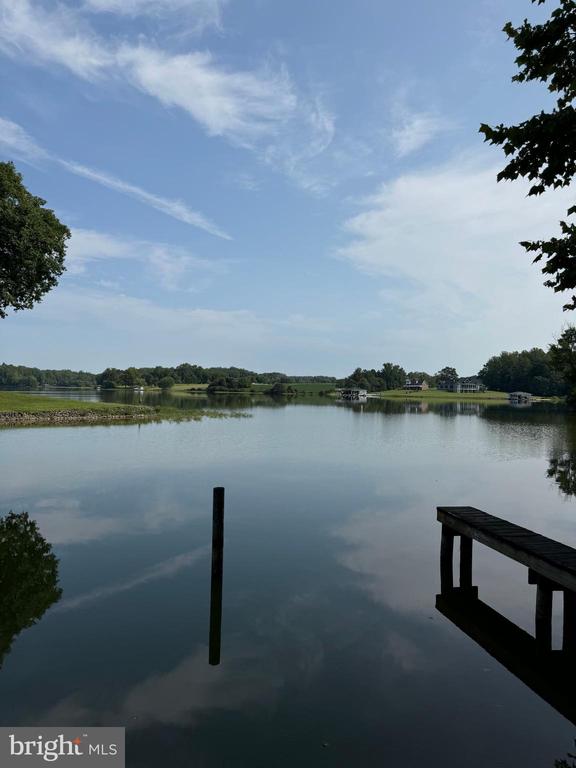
(0, 512), (61, 666)
(480, 0), (576, 309)
(436, 366), (458, 383)
(0, 162), (70, 318)
(550, 326), (576, 402)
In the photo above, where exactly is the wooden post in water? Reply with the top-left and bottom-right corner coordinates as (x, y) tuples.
(563, 590), (576, 652)
(460, 535), (473, 590)
(440, 525), (455, 594)
(535, 582), (553, 650)
(209, 487), (224, 666)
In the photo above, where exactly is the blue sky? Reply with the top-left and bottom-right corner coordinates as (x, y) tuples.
(0, 0), (571, 376)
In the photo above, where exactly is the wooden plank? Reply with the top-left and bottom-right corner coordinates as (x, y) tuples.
(437, 507), (576, 593)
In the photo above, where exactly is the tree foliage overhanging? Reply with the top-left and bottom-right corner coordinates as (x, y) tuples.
(0, 162), (69, 318)
(480, 0), (576, 309)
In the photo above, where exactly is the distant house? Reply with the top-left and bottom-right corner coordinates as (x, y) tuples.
(437, 376), (485, 393)
(338, 388), (368, 401)
(404, 378), (429, 391)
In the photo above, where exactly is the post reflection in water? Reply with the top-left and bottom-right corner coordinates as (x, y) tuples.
(0, 511), (61, 668)
(208, 487), (225, 666)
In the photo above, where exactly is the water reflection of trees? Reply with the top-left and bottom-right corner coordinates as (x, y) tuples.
(0, 512), (61, 666)
(544, 418), (576, 498)
(548, 453), (576, 497)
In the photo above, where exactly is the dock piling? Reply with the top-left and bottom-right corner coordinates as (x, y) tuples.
(440, 525), (455, 593)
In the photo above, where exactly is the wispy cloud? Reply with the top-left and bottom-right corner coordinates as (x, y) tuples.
(388, 92), (451, 158)
(0, 117), (230, 238)
(0, 116), (49, 160)
(0, 0), (296, 146)
(84, 0), (227, 33)
(61, 160), (231, 238)
(263, 96), (336, 194)
(118, 46), (296, 145)
(338, 152), (572, 365)
(391, 110), (449, 157)
(0, 0), (334, 184)
(67, 228), (227, 290)
(0, 0), (113, 80)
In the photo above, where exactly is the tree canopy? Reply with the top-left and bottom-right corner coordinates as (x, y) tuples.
(549, 326), (576, 400)
(436, 366), (458, 383)
(480, 0), (576, 309)
(0, 162), (70, 318)
(343, 363), (406, 391)
(479, 347), (565, 395)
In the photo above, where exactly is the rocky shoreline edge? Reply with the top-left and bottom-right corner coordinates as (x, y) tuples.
(0, 407), (157, 426)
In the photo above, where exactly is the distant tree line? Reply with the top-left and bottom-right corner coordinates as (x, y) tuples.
(0, 363), (95, 389)
(95, 365), (337, 391)
(342, 363), (407, 391)
(479, 348), (566, 396)
(6, 328), (576, 400)
(0, 361), (339, 391)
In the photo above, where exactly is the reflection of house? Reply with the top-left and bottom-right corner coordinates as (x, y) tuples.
(404, 378), (429, 391)
(404, 402), (429, 414)
(509, 392), (532, 404)
(338, 388), (368, 401)
(437, 376), (485, 393)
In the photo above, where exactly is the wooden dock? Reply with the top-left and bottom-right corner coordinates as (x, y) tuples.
(437, 506), (576, 651)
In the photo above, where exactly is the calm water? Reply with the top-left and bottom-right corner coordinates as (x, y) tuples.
(2, 393), (576, 767)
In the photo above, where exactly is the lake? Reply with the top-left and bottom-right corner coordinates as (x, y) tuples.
(1, 392), (576, 767)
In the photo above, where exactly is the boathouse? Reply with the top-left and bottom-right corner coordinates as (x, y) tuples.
(338, 388), (368, 401)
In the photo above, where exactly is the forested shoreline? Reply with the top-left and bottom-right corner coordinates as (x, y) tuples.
(0, 336), (572, 397)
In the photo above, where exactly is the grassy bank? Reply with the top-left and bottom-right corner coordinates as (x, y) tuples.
(372, 388), (511, 402)
(0, 392), (136, 413)
(0, 392), (244, 427)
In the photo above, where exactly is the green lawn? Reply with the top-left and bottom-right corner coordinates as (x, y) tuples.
(287, 382), (336, 394)
(0, 392), (131, 413)
(373, 388), (511, 402)
(163, 383), (209, 392)
(0, 391), (245, 426)
(251, 382), (335, 394)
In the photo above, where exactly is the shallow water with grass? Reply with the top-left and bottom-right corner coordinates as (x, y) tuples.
(1, 392), (576, 767)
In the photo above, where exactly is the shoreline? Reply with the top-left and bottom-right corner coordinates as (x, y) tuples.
(0, 407), (159, 427)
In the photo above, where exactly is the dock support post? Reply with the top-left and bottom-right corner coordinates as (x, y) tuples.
(460, 535), (473, 590)
(563, 590), (576, 652)
(440, 525), (455, 594)
(535, 582), (553, 650)
(209, 487), (224, 666)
